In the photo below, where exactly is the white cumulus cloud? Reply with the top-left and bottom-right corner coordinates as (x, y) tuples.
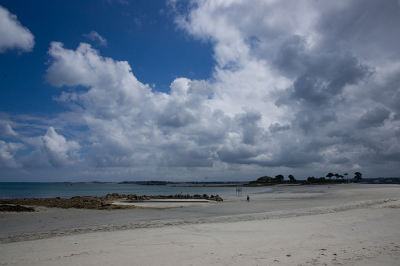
(2, 0), (400, 180)
(20, 127), (81, 168)
(0, 5), (34, 53)
(0, 140), (25, 168)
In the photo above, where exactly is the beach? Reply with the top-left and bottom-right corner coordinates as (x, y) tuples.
(1, 183), (399, 265)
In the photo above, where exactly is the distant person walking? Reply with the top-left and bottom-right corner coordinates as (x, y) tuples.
(247, 195), (250, 202)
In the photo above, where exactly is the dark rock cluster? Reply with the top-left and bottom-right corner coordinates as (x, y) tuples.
(104, 193), (222, 201)
(0, 204), (35, 212)
(0, 193), (223, 211)
(0, 196), (115, 210)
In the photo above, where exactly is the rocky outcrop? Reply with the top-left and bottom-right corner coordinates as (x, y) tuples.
(0, 204), (35, 212)
(0, 193), (223, 211)
(210, 195), (223, 201)
(0, 196), (112, 210)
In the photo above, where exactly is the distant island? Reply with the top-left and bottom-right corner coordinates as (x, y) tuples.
(246, 172), (400, 185)
(58, 174), (400, 187)
(118, 181), (246, 186)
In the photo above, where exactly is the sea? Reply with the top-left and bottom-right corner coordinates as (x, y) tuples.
(0, 182), (272, 199)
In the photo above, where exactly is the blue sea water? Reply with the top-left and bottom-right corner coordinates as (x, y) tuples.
(0, 182), (271, 199)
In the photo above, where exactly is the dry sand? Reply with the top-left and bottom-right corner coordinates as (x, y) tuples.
(1, 183), (400, 265)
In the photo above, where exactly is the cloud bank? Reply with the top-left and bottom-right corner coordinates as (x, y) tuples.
(1, 0), (400, 180)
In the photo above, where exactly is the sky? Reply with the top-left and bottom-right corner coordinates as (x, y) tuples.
(0, 0), (399, 182)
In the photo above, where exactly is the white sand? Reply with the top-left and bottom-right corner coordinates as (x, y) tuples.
(1, 183), (400, 265)
(112, 198), (211, 208)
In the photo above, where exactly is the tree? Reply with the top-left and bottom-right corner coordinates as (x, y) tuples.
(339, 175), (344, 181)
(319, 177), (327, 182)
(275, 175), (284, 182)
(334, 173), (340, 180)
(344, 173), (348, 181)
(354, 172), (362, 181)
(326, 173), (334, 180)
(307, 176), (316, 183)
(256, 176), (272, 183)
(288, 175), (296, 182)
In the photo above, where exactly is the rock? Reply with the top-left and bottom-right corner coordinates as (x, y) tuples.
(127, 194), (137, 200)
(101, 202), (111, 207)
(0, 204), (35, 212)
(0, 193), (224, 210)
(215, 195), (223, 201)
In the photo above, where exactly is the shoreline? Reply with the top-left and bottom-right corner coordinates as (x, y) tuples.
(0, 193), (223, 211)
(1, 183), (400, 265)
(1, 197), (398, 245)
(1, 183), (399, 243)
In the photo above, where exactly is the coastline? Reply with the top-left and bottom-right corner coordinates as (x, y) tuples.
(0, 193), (223, 211)
(1, 183), (399, 265)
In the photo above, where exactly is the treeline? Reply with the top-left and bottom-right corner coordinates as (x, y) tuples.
(250, 172), (363, 184)
(307, 172), (362, 183)
(249, 174), (297, 184)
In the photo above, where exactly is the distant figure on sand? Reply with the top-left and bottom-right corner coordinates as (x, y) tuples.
(247, 195), (250, 202)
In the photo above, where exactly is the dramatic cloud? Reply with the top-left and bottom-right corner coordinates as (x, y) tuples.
(2, 0), (400, 180)
(20, 127), (81, 168)
(167, 0), (400, 175)
(357, 107), (391, 129)
(0, 5), (34, 53)
(83, 31), (107, 46)
(45, 42), (224, 169)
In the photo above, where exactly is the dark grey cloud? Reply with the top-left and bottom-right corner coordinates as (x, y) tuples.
(360, 150), (400, 165)
(304, 137), (339, 153)
(216, 145), (258, 164)
(235, 108), (263, 145)
(357, 106), (391, 129)
(88, 141), (136, 168)
(235, 146), (324, 168)
(157, 105), (197, 128)
(269, 123), (290, 133)
(291, 109), (338, 134)
(20, 149), (52, 168)
(329, 157), (350, 165)
(286, 52), (371, 106)
(187, 109), (231, 146)
(272, 35), (307, 78)
(314, 0), (400, 59)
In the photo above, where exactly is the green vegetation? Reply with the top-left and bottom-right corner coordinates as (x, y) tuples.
(354, 172), (362, 181)
(275, 175), (284, 182)
(249, 172), (363, 185)
(249, 174), (293, 184)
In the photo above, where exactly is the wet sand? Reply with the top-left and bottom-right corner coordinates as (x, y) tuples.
(1, 183), (399, 265)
